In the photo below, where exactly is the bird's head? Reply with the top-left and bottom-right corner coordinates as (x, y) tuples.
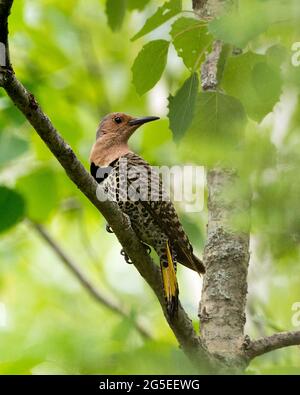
(96, 112), (160, 143)
(90, 112), (159, 166)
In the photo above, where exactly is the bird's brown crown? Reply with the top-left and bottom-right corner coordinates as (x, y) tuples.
(96, 113), (135, 142)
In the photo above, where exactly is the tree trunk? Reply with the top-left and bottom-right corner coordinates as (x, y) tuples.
(193, 0), (251, 373)
(199, 170), (250, 372)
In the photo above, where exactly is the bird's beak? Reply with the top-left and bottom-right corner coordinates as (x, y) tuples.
(128, 116), (160, 126)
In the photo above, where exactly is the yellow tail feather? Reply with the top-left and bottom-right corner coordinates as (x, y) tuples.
(161, 241), (179, 319)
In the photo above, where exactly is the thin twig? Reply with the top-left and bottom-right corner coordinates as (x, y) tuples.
(171, 22), (206, 41)
(246, 331), (300, 360)
(28, 220), (152, 340)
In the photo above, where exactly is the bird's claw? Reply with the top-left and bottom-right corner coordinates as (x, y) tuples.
(120, 249), (132, 264)
(106, 224), (114, 233)
(120, 244), (149, 264)
(142, 243), (151, 255)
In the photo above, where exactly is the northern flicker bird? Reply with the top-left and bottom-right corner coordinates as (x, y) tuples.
(89, 113), (205, 319)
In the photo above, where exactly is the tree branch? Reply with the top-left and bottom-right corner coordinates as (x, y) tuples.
(28, 220), (152, 340)
(246, 331), (300, 361)
(0, 0), (211, 370)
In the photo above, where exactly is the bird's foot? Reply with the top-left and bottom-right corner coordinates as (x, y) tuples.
(120, 249), (132, 264)
(106, 224), (114, 233)
(120, 244), (150, 265)
(142, 243), (151, 255)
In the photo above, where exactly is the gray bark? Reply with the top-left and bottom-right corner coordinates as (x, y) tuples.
(199, 170), (250, 371)
(193, 0), (234, 19)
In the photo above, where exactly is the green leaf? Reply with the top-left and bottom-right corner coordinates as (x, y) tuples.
(252, 62), (282, 108)
(105, 0), (127, 31)
(222, 52), (282, 122)
(0, 186), (25, 233)
(132, 40), (169, 95)
(180, 92), (247, 165)
(191, 91), (247, 138)
(208, 0), (269, 48)
(16, 167), (59, 222)
(131, 0), (182, 41)
(127, 0), (151, 11)
(168, 73), (199, 141)
(170, 17), (212, 71)
(0, 133), (29, 167)
(266, 44), (288, 67)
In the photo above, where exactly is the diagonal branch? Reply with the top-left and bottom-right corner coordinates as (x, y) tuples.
(0, 68), (209, 369)
(246, 331), (300, 361)
(28, 220), (152, 340)
(0, 0), (211, 369)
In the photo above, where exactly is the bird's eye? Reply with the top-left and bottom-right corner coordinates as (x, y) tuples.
(114, 117), (122, 124)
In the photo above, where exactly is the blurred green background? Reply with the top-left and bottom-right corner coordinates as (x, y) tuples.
(0, 0), (300, 374)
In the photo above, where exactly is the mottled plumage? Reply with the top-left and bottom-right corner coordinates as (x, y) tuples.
(90, 113), (205, 318)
